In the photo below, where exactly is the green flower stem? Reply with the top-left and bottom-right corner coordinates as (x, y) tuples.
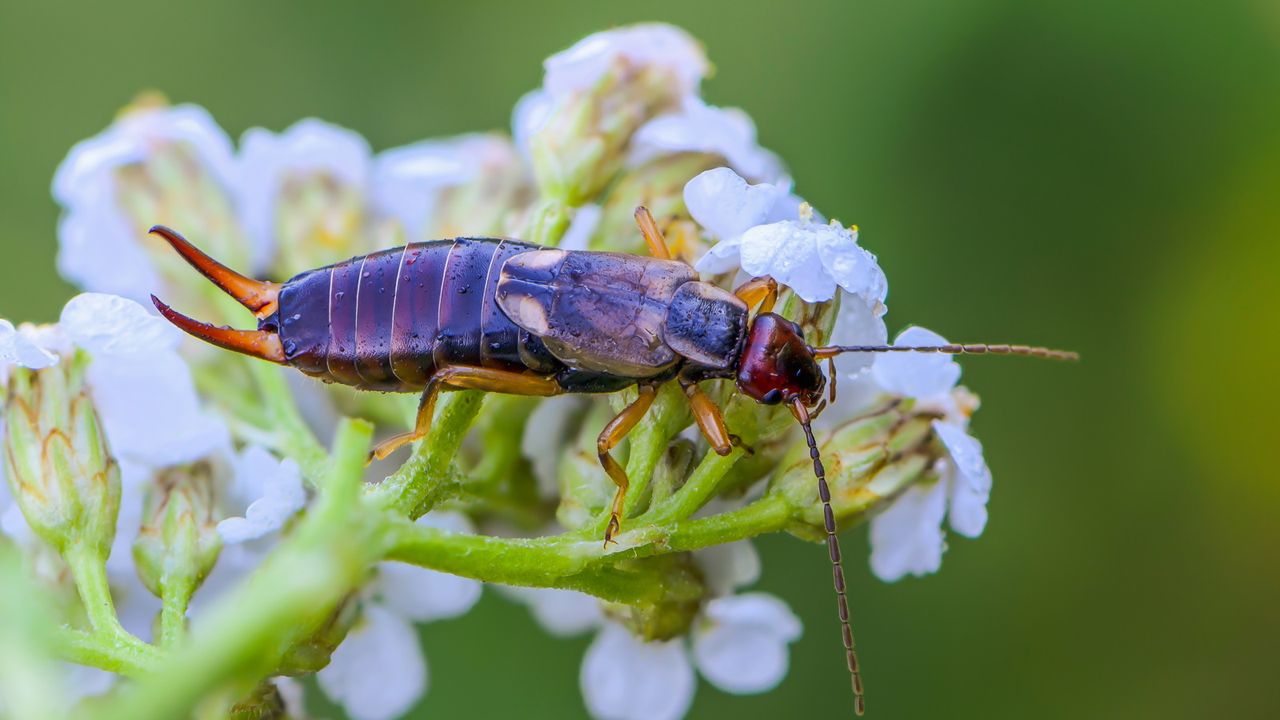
(53, 627), (160, 677)
(248, 361), (328, 488)
(64, 542), (129, 640)
(642, 446), (744, 524)
(90, 420), (377, 720)
(384, 518), (694, 604)
(158, 579), (195, 649)
(662, 495), (792, 551)
(366, 391), (484, 518)
(580, 418), (670, 539)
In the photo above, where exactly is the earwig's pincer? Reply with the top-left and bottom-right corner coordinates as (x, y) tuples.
(151, 214), (1075, 716)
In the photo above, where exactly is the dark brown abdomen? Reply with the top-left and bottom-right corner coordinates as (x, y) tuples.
(275, 238), (558, 391)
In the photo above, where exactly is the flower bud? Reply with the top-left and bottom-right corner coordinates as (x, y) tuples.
(2, 354), (120, 557)
(59, 96), (250, 316)
(603, 554), (703, 641)
(592, 153), (721, 255)
(132, 461), (222, 601)
(520, 24), (709, 205)
(555, 403), (617, 529)
(768, 400), (939, 540)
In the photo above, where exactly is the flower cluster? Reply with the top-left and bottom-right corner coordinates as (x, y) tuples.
(0, 22), (1017, 720)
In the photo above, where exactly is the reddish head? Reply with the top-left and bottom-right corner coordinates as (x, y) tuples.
(734, 312), (826, 408)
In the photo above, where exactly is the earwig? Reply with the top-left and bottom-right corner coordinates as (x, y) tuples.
(151, 210), (1075, 716)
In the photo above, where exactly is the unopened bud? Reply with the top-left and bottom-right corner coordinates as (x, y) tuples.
(277, 595), (359, 676)
(132, 461), (222, 601)
(603, 554), (703, 641)
(524, 24), (708, 205)
(769, 400), (939, 540)
(2, 354), (120, 557)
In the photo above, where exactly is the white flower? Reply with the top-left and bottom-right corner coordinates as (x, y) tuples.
(630, 98), (784, 183)
(237, 119), (372, 270)
(866, 327), (994, 582)
(543, 24), (707, 99)
(317, 604), (426, 720)
(52, 104), (239, 302)
(688, 167), (886, 304)
(216, 445), (306, 544)
(520, 395), (589, 498)
(581, 623), (696, 720)
(511, 540), (800, 720)
(317, 512), (482, 720)
(372, 134), (520, 240)
(0, 320), (59, 374)
(513, 23), (709, 157)
(59, 294), (228, 468)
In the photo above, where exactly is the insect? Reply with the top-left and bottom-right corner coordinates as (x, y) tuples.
(150, 208), (1076, 715)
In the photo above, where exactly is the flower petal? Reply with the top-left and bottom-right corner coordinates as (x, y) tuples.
(0, 320), (60, 371)
(238, 119), (371, 269)
(543, 24), (707, 98)
(869, 477), (949, 582)
(685, 167), (780, 242)
(871, 326), (962, 401)
(317, 604), (428, 720)
(85, 350), (228, 468)
(694, 540), (761, 597)
(738, 221), (837, 303)
(815, 222), (887, 308)
(630, 100), (783, 183)
(521, 395), (588, 498)
(372, 134), (509, 239)
(933, 421), (992, 538)
(502, 586), (603, 637)
(580, 622), (695, 720)
(60, 294), (179, 356)
(827, 295), (889, 379)
(217, 446), (305, 544)
(692, 593), (802, 694)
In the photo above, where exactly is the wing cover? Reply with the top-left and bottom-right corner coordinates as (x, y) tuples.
(496, 249), (696, 377)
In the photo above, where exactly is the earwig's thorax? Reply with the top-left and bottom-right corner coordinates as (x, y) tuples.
(662, 281), (748, 370)
(735, 313), (826, 407)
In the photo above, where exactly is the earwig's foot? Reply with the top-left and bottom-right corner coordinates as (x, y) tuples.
(603, 514), (621, 548)
(729, 435), (754, 457)
(368, 431), (419, 465)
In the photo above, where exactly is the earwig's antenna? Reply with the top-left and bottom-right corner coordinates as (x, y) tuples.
(791, 398), (865, 716)
(149, 225), (280, 319)
(811, 343), (1079, 362)
(151, 295), (286, 364)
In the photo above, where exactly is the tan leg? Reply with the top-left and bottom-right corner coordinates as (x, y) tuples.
(369, 366), (561, 462)
(733, 276), (778, 314)
(633, 206), (672, 260)
(681, 380), (750, 457)
(597, 383), (658, 545)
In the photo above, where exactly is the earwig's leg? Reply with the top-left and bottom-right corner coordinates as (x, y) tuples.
(597, 383), (659, 546)
(733, 276), (778, 314)
(680, 379), (752, 456)
(633, 207), (672, 260)
(369, 366), (562, 463)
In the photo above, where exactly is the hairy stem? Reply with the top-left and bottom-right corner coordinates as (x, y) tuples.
(53, 626), (160, 677)
(367, 391), (484, 517)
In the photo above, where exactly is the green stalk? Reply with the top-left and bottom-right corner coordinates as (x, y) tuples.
(366, 391), (483, 517)
(88, 420), (375, 720)
(52, 627), (160, 677)
(249, 361), (328, 488)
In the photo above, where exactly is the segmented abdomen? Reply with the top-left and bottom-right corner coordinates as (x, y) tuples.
(275, 238), (556, 391)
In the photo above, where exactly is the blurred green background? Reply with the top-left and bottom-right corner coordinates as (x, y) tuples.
(2, 1), (1277, 718)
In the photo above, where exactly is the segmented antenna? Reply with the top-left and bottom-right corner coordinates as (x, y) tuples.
(812, 343), (1078, 361)
(791, 399), (865, 716)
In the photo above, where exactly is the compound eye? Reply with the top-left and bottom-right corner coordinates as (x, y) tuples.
(760, 388), (783, 405)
